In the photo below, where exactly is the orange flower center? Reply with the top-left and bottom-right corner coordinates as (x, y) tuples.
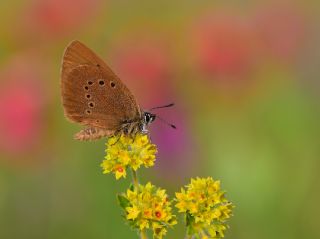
(155, 211), (161, 218)
(117, 167), (124, 173)
(144, 210), (151, 216)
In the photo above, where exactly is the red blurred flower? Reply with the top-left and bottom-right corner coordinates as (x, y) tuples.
(110, 35), (173, 106)
(22, 0), (102, 38)
(0, 56), (46, 155)
(191, 10), (258, 80)
(253, 2), (307, 62)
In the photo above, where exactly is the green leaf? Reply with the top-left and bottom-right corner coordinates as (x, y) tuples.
(129, 183), (135, 192)
(186, 211), (194, 227)
(117, 194), (130, 209)
(187, 225), (197, 236)
(186, 212), (196, 236)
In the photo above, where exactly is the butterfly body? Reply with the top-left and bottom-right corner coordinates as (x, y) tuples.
(61, 40), (156, 141)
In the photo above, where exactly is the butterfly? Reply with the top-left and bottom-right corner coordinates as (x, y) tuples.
(61, 40), (175, 141)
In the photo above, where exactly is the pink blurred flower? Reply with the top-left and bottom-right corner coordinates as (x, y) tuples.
(110, 35), (195, 179)
(191, 10), (258, 80)
(150, 106), (196, 180)
(0, 56), (46, 155)
(22, 0), (102, 38)
(110, 35), (173, 106)
(253, 2), (307, 62)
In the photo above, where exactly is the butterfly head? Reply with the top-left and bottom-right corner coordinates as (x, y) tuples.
(143, 112), (156, 125)
(142, 103), (177, 131)
(142, 103), (176, 130)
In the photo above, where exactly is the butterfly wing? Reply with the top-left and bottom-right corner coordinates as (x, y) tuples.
(61, 40), (141, 130)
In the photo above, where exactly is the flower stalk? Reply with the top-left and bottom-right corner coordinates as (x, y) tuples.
(131, 168), (139, 189)
(140, 229), (148, 239)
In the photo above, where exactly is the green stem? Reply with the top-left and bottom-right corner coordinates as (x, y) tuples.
(184, 234), (192, 239)
(200, 230), (208, 238)
(140, 229), (147, 239)
(184, 229), (191, 239)
(131, 169), (139, 189)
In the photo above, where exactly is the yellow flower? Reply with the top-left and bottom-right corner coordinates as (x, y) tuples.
(118, 183), (177, 239)
(101, 134), (157, 180)
(175, 177), (234, 239)
(207, 224), (227, 238)
(152, 223), (167, 239)
(126, 205), (140, 220)
(115, 165), (126, 180)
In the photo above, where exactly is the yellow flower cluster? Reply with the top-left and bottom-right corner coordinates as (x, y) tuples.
(119, 182), (177, 239)
(175, 177), (233, 239)
(101, 133), (235, 238)
(101, 134), (157, 179)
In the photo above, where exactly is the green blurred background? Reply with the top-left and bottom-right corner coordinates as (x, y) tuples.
(0, 0), (319, 238)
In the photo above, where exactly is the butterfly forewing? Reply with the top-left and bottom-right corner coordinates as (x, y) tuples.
(61, 40), (141, 130)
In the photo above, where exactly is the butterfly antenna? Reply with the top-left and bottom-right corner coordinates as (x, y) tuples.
(149, 103), (174, 111)
(156, 115), (176, 129)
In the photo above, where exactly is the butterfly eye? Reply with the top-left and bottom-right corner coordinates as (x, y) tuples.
(88, 102), (95, 108)
(96, 64), (100, 67)
(110, 81), (116, 88)
(88, 81), (93, 85)
(86, 94), (91, 99)
(99, 80), (105, 86)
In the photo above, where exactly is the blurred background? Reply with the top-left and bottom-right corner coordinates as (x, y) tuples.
(0, 0), (319, 238)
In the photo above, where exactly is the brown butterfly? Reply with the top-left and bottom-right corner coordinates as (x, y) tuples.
(61, 40), (175, 141)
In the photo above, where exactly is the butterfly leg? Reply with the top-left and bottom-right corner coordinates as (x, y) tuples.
(147, 131), (152, 141)
(111, 135), (121, 145)
(130, 123), (144, 143)
(131, 131), (138, 144)
(109, 128), (124, 146)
